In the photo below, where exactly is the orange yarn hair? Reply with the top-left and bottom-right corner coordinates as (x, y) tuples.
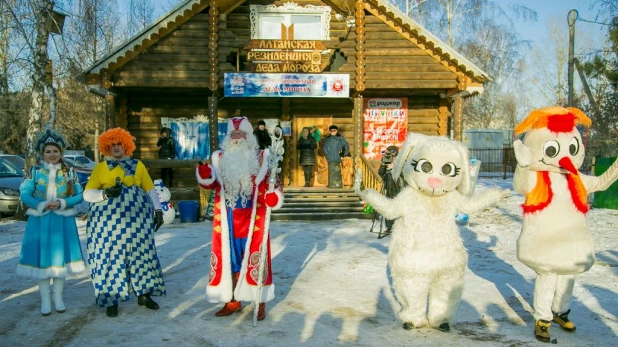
(98, 128), (136, 157)
(514, 106), (591, 137)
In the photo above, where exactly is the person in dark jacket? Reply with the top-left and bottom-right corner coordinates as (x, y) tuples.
(253, 120), (272, 150)
(297, 127), (317, 187)
(156, 127), (175, 187)
(321, 125), (350, 188)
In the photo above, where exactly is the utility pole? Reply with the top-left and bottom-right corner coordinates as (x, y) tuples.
(567, 9), (577, 107)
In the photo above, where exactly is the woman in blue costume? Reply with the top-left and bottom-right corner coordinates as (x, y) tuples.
(83, 128), (165, 317)
(17, 127), (85, 316)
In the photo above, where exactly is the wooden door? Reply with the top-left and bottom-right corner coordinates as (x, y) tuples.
(292, 117), (332, 187)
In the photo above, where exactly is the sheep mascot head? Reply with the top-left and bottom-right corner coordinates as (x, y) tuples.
(391, 133), (472, 197)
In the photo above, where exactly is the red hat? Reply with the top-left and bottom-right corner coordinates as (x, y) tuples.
(227, 117), (253, 135)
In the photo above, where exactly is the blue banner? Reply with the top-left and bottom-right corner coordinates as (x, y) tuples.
(224, 73), (349, 98)
(170, 122), (227, 160)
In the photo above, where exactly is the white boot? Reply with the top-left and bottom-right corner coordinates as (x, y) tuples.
(52, 277), (66, 313)
(38, 279), (51, 316)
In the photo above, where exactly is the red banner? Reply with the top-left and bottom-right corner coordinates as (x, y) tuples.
(363, 98), (408, 160)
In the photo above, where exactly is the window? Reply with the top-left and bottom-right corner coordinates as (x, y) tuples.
(250, 3), (331, 41)
(75, 156), (89, 164)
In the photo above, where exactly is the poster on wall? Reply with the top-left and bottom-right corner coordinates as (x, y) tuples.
(224, 73), (349, 98)
(363, 98), (408, 160)
(170, 119), (227, 160)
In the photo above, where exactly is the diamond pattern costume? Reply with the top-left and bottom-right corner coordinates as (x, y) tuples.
(85, 159), (166, 307)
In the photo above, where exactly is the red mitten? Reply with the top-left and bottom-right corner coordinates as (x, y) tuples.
(264, 192), (279, 207)
(198, 164), (212, 179)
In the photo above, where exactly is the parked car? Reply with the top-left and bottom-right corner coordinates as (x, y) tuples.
(63, 158), (92, 189)
(0, 154), (25, 170)
(63, 154), (96, 169)
(0, 158), (23, 216)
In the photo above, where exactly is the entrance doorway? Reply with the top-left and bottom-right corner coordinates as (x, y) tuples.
(292, 117), (332, 187)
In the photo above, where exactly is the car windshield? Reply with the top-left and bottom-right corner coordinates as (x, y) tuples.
(63, 158), (88, 169)
(0, 158), (24, 177)
(0, 155), (25, 170)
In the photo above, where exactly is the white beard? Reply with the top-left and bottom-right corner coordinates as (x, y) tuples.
(219, 134), (260, 207)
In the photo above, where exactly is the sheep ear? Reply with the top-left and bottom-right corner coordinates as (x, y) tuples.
(456, 144), (472, 196)
(392, 132), (428, 180)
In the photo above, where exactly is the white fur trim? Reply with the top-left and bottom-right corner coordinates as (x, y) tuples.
(235, 283), (275, 303)
(227, 117), (253, 135)
(269, 190), (284, 210)
(36, 202), (47, 215)
(195, 165), (216, 186)
(58, 199), (67, 211)
(206, 188), (233, 303)
(210, 151), (223, 185)
(16, 264), (66, 279)
(255, 150), (270, 185)
(52, 208), (77, 217)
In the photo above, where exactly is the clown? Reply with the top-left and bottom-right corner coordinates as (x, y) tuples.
(196, 117), (283, 321)
(513, 107), (618, 343)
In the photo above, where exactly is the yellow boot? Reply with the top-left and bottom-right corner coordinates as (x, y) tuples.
(534, 319), (551, 343)
(553, 309), (576, 332)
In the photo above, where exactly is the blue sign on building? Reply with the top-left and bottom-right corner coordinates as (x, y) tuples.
(224, 73), (349, 98)
(170, 121), (227, 160)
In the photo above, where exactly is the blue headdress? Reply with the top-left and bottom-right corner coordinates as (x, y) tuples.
(34, 125), (68, 153)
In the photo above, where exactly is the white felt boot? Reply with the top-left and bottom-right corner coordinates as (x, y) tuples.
(52, 277), (66, 313)
(39, 279), (51, 316)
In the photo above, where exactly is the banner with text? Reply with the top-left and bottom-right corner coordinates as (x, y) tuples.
(170, 121), (228, 160)
(363, 98), (408, 160)
(224, 73), (349, 98)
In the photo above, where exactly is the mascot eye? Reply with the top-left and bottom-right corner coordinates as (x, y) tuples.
(441, 163), (459, 177)
(543, 140), (560, 158)
(415, 159), (433, 173)
(569, 137), (580, 156)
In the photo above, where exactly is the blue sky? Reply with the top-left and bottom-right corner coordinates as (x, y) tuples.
(510, 0), (606, 45)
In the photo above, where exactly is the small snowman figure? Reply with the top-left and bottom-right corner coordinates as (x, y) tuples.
(154, 179), (175, 224)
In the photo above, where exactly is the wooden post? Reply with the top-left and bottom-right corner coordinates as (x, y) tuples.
(438, 99), (451, 136)
(105, 93), (116, 129)
(208, 96), (218, 155)
(281, 98), (291, 186)
(354, 0), (366, 93)
(453, 95), (463, 142)
(353, 96), (363, 157)
(209, 0), (219, 94)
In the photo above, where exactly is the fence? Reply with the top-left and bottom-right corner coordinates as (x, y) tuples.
(472, 146), (614, 179)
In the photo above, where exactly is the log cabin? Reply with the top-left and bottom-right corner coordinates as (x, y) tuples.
(79, 0), (490, 211)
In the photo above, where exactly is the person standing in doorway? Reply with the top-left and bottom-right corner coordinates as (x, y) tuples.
(253, 120), (272, 150)
(157, 127), (175, 187)
(297, 127), (317, 187)
(322, 125), (350, 188)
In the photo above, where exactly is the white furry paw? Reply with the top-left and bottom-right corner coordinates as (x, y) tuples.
(513, 140), (531, 168)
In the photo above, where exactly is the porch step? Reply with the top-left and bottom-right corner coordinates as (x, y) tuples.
(272, 187), (372, 221)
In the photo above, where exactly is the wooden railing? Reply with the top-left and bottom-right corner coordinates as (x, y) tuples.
(355, 155), (382, 191)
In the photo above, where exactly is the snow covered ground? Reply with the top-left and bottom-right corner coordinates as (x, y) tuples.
(0, 179), (616, 346)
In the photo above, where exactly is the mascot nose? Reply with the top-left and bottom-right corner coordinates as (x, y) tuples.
(558, 157), (578, 174)
(428, 177), (441, 188)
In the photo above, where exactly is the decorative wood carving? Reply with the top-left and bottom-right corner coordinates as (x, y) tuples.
(355, 0), (366, 92)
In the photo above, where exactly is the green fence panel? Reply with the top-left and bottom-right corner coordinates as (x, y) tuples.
(593, 157), (618, 209)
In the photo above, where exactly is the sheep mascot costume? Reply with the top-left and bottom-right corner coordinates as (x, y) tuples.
(355, 132), (508, 332)
(512, 107), (618, 343)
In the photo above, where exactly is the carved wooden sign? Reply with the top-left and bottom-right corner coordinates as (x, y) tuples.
(244, 40), (328, 73)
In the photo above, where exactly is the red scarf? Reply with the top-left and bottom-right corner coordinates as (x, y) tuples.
(523, 171), (588, 214)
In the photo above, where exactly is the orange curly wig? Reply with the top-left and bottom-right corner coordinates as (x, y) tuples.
(98, 128), (136, 157)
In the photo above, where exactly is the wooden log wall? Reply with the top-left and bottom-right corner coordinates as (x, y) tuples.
(337, 14), (458, 91)
(112, 11), (236, 89)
